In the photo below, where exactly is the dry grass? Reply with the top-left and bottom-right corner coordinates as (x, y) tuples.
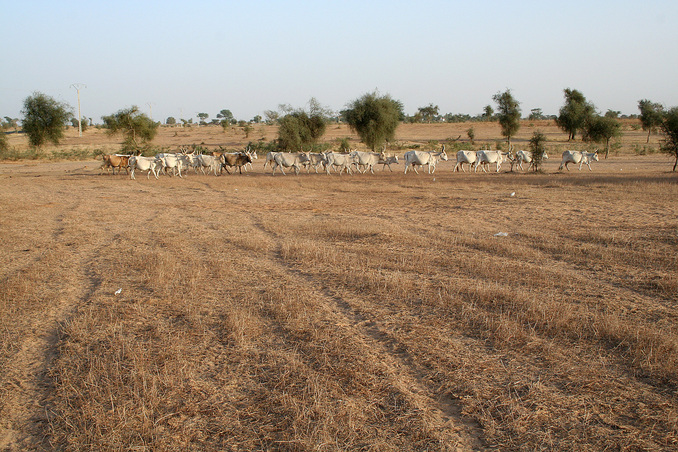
(0, 127), (677, 450)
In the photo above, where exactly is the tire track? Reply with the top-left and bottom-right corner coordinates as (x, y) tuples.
(0, 202), (104, 451)
(248, 214), (488, 451)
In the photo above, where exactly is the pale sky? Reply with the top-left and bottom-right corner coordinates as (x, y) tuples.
(2, 0), (677, 124)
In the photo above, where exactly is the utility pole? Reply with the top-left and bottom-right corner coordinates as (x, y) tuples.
(70, 83), (86, 137)
(147, 102), (155, 122)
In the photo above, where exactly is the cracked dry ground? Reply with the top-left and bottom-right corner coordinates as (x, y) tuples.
(0, 159), (676, 450)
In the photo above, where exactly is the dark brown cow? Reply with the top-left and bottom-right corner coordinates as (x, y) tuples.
(220, 152), (252, 174)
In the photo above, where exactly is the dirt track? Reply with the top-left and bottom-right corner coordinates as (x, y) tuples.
(1, 156), (676, 450)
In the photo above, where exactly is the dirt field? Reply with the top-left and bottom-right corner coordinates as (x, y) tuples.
(1, 123), (677, 450)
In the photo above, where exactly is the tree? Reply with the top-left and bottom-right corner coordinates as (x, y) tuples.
(0, 131), (8, 153)
(483, 105), (494, 121)
(659, 107), (678, 171)
(417, 104), (439, 123)
(528, 131), (548, 171)
(529, 108), (544, 120)
(277, 106), (327, 151)
(70, 116), (88, 132)
(166, 117), (176, 125)
(555, 88), (595, 141)
(264, 110), (280, 124)
(2, 117), (19, 132)
(344, 91), (403, 151)
(197, 113), (209, 124)
(102, 106), (158, 151)
(21, 92), (72, 148)
(493, 89), (521, 149)
(216, 109), (234, 124)
(638, 99), (664, 143)
(584, 115), (621, 158)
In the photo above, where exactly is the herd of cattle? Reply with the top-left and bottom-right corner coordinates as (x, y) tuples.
(101, 146), (600, 179)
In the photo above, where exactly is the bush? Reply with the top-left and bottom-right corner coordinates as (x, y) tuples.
(528, 131), (548, 172)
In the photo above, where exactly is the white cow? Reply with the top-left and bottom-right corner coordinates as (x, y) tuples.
(559, 150), (599, 171)
(325, 152), (355, 175)
(403, 146), (448, 174)
(196, 154), (222, 176)
(303, 152), (329, 173)
(156, 153), (189, 178)
(475, 150), (507, 173)
(515, 150), (549, 171)
(129, 155), (161, 180)
(350, 151), (382, 174)
(378, 155), (399, 171)
(271, 152), (303, 175)
(263, 151), (280, 169)
(453, 150), (477, 172)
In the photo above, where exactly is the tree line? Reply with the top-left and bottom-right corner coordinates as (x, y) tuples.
(2, 89), (678, 171)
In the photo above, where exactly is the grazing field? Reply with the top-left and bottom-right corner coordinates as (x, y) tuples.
(1, 123), (677, 450)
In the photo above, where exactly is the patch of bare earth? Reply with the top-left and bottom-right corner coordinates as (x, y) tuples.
(0, 154), (676, 450)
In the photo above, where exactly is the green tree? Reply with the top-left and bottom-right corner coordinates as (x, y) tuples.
(555, 88), (595, 141)
(344, 91), (403, 151)
(216, 109), (234, 124)
(417, 104), (439, 123)
(638, 99), (664, 143)
(166, 117), (176, 125)
(21, 92), (72, 148)
(197, 113), (209, 124)
(584, 115), (622, 158)
(528, 131), (548, 172)
(277, 106), (327, 151)
(529, 108), (544, 120)
(102, 106), (158, 151)
(3, 117), (19, 132)
(70, 116), (88, 132)
(659, 107), (678, 171)
(0, 131), (8, 154)
(483, 105), (494, 121)
(467, 126), (475, 144)
(264, 110), (280, 124)
(493, 89), (521, 149)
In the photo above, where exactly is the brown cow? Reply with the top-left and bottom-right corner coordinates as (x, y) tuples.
(100, 154), (131, 175)
(220, 152), (252, 174)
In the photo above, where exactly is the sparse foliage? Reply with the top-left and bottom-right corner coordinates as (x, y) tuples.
(264, 110), (280, 124)
(102, 106), (159, 151)
(528, 131), (547, 171)
(659, 106), (678, 171)
(467, 127), (475, 144)
(638, 99), (664, 143)
(493, 89), (521, 149)
(344, 91), (403, 151)
(21, 92), (72, 148)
